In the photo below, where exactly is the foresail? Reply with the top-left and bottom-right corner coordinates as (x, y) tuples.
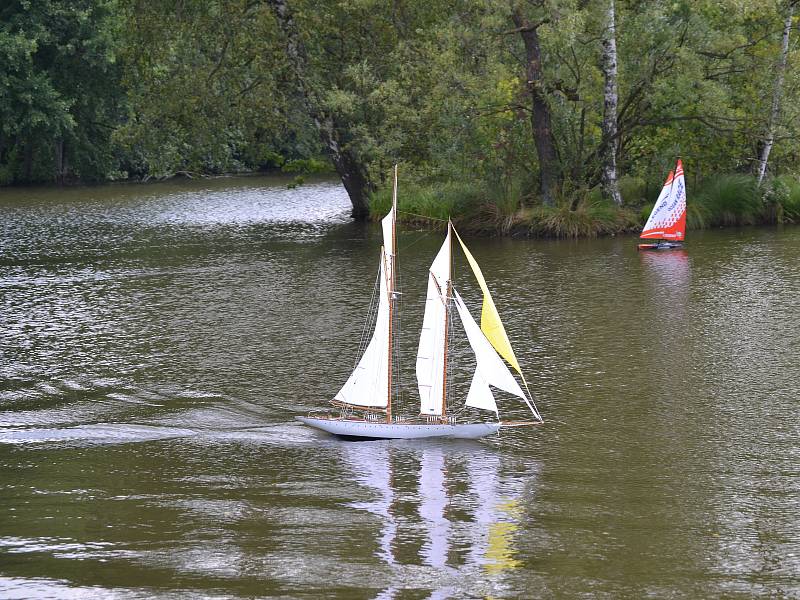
(335, 249), (390, 408)
(453, 291), (529, 417)
(453, 229), (521, 375)
(641, 161), (687, 240)
(416, 229), (451, 416)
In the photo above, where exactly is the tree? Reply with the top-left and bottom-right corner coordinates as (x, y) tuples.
(510, 1), (560, 206)
(756, 0), (797, 184)
(600, 0), (622, 205)
(115, 0), (294, 179)
(0, 0), (124, 184)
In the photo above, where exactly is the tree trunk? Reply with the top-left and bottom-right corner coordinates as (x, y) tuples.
(267, 0), (372, 220)
(55, 138), (65, 184)
(600, 0), (623, 205)
(23, 139), (33, 182)
(757, 0), (796, 185)
(511, 6), (559, 207)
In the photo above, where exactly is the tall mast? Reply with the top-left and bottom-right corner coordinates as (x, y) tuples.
(440, 220), (452, 419)
(386, 165), (398, 423)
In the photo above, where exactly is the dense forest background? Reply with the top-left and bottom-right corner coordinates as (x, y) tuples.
(2, 0), (799, 232)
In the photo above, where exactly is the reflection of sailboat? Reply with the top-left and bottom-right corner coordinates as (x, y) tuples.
(638, 159), (687, 251)
(640, 247), (691, 328)
(465, 453), (525, 575)
(298, 167), (542, 439)
(342, 444), (397, 567)
(418, 447), (450, 570)
(340, 442), (533, 600)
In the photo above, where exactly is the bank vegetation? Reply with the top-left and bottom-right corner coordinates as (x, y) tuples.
(2, 0), (800, 236)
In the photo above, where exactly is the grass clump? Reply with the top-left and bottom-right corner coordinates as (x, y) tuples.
(370, 171), (800, 238)
(618, 175), (647, 206)
(693, 174), (761, 226)
(526, 195), (639, 238)
(370, 179), (484, 225)
(764, 175), (800, 223)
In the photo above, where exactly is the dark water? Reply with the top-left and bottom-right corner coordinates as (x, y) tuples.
(1, 176), (798, 598)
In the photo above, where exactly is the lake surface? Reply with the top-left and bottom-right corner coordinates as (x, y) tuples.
(1, 175), (798, 598)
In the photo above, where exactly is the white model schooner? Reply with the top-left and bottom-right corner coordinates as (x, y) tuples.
(297, 167), (542, 439)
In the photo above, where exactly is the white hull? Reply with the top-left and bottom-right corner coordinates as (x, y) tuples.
(296, 416), (501, 440)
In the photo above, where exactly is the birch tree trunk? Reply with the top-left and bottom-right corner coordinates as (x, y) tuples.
(267, 0), (372, 220)
(511, 4), (559, 207)
(600, 0), (622, 205)
(757, 0), (796, 186)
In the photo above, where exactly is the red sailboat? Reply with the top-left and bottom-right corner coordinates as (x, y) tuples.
(638, 159), (687, 250)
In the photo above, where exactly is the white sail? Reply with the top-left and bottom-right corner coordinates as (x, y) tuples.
(453, 290), (527, 417)
(382, 164), (397, 257)
(641, 161), (686, 241)
(334, 249), (391, 408)
(416, 229), (451, 416)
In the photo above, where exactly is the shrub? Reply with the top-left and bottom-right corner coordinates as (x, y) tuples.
(768, 175), (800, 223)
(281, 158), (332, 174)
(618, 175), (647, 206)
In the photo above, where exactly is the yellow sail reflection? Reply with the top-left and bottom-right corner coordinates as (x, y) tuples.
(484, 498), (523, 575)
(453, 228), (521, 374)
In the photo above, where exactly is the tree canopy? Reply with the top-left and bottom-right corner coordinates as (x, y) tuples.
(1, 0), (798, 221)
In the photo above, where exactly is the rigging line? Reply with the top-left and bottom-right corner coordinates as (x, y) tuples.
(354, 265), (381, 367)
(394, 256), (402, 407)
(445, 291), (456, 413)
(396, 229), (436, 255)
(396, 210), (450, 223)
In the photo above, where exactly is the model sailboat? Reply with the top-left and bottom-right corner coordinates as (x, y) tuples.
(638, 159), (687, 250)
(297, 167), (542, 440)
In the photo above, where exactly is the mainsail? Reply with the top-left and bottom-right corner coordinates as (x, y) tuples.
(334, 170), (397, 410)
(334, 249), (391, 408)
(453, 291), (529, 416)
(641, 160), (687, 240)
(416, 228), (451, 416)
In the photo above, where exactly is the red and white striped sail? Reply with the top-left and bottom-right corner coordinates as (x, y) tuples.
(640, 160), (687, 241)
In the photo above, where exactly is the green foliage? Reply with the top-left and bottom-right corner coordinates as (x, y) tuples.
(693, 174), (762, 226)
(618, 176), (647, 206)
(281, 158), (332, 174)
(686, 200), (711, 230)
(527, 198), (639, 238)
(370, 179), (485, 225)
(0, 0), (124, 184)
(763, 175), (800, 223)
(2, 0), (800, 245)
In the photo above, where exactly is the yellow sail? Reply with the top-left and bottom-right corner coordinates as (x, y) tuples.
(453, 228), (521, 374)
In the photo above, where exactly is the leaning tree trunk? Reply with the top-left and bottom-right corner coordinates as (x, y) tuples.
(511, 6), (559, 207)
(267, 0), (372, 220)
(600, 0), (622, 205)
(757, 0), (796, 186)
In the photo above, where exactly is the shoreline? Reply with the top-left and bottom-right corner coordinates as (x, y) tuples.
(3, 171), (798, 240)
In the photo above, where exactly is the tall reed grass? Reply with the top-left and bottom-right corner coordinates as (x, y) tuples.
(370, 180), (484, 226)
(369, 172), (800, 237)
(693, 175), (761, 226)
(527, 197), (639, 238)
